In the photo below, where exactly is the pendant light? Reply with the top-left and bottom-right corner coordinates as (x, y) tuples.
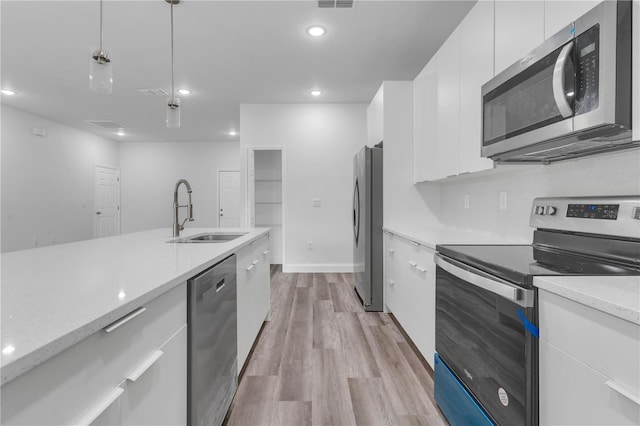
(89, 0), (112, 94)
(166, 0), (180, 128)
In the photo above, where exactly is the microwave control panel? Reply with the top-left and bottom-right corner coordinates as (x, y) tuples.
(574, 24), (600, 116)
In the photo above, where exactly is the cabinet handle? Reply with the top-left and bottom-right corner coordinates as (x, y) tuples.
(104, 307), (146, 333)
(408, 261), (417, 267)
(126, 350), (164, 382)
(252, 259), (260, 265)
(263, 250), (269, 255)
(605, 380), (640, 406)
(388, 249), (395, 254)
(415, 265), (427, 273)
(74, 387), (124, 426)
(389, 280), (396, 287)
(246, 264), (254, 271)
(411, 241), (420, 246)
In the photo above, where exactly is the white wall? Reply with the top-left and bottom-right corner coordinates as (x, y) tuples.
(240, 103), (367, 272)
(1, 105), (120, 252)
(381, 82), (441, 242)
(438, 150), (640, 242)
(118, 141), (240, 234)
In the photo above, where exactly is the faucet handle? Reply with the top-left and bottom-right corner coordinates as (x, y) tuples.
(187, 203), (194, 221)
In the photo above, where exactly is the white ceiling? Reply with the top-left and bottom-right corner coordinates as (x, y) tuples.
(1, 0), (475, 142)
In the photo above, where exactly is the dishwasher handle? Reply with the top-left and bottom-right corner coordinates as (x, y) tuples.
(434, 253), (534, 308)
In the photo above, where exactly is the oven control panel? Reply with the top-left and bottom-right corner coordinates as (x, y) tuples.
(530, 196), (640, 239)
(566, 204), (619, 220)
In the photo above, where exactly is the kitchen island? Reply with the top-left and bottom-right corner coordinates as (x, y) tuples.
(1, 227), (270, 424)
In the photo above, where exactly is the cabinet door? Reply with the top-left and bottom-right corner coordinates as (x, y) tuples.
(458, 0), (495, 175)
(412, 58), (438, 182)
(436, 27), (461, 179)
(237, 236), (270, 372)
(494, 0), (544, 75)
(544, 0), (601, 39)
(120, 324), (187, 426)
(634, 0), (639, 142)
(540, 339), (640, 426)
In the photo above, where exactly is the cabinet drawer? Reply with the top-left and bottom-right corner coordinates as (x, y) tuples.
(539, 290), (640, 396)
(2, 284), (186, 425)
(540, 339), (640, 426)
(237, 234), (270, 372)
(383, 232), (436, 368)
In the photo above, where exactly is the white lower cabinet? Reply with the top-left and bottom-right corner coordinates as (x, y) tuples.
(236, 233), (271, 374)
(120, 324), (187, 426)
(383, 231), (436, 369)
(539, 289), (640, 426)
(1, 284), (187, 425)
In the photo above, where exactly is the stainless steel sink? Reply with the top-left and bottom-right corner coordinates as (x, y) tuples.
(168, 232), (248, 243)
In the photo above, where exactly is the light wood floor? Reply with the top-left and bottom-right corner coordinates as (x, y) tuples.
(225, 265), (447, 426)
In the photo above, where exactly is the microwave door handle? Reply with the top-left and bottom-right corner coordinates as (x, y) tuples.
(434, 253), (531, 307)
(552, 41), (574, 118)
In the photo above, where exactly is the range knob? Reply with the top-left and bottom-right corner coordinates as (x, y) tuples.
(545, 206), (557, 215)
(535, 206), (545, 215)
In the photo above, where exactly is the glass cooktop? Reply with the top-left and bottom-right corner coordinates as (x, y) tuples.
(436, 244), (640, 288)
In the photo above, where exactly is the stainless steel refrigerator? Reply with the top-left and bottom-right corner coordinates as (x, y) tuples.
(352, 145), (383, 312)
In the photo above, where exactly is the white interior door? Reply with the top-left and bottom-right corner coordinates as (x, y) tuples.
(218, 170), (241, 227)
(94, 165), (120, 238)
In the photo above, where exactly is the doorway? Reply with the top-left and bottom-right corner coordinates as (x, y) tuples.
(218, 170), (241, 227)
(247, 148), (285, 265)
(94, 165), (121, 238)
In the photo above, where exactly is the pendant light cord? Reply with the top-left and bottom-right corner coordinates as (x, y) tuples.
(170, 1), (175, 105)
(99, 0), (103, 53)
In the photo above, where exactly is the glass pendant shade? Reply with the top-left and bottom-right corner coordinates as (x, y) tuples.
(166, 97), (181, 128)
(89, 49), (112, 94)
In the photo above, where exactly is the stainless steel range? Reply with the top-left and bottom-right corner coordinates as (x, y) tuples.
(434, 196), (640, 426)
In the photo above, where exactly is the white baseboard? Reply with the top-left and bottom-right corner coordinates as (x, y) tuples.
(282, 264), (354, 273)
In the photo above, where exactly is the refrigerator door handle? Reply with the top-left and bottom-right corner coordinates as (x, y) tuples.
(353, 178), (360, 246)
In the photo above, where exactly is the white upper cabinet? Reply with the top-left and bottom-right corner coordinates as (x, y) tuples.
(494, 0), (545, 75)
(412, 59), (439, 182)
(436, 28), (461, 180)
(544, 0), (602, 39)
(634, 0), (639, 142)
(459, 0), (495, 175)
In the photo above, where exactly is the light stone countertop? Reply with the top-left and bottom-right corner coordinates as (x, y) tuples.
(534, 276), (640, 325)
(0, 227), (270, 386)
(382, 225), (529, 250)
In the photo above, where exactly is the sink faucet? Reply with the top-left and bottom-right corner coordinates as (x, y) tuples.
(173, 179), (194, 237)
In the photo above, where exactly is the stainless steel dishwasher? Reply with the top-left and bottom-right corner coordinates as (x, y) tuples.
(188, 254), (237, 426)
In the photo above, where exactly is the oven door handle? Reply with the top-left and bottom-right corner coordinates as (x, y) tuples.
(434, 253), (533, 307)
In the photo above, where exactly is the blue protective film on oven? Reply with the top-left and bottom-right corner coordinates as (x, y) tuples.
(517, 309), (539, 338)
(434, 353), (495, 426)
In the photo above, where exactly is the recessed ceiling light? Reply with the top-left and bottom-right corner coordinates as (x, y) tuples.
(310, 90), (322, 97)
(2, 345), (15, 355)
(307, 26), (326, 37)
(229, 130), (238, 136)
(1, 89), (17, 96)
(177, 89), (191, 95)
(116, 130), (125, 136)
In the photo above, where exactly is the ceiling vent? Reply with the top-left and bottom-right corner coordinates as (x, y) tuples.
(86, 120), (126, 129)
(318, 0), (353, 8)
(136, 88), (169, 96)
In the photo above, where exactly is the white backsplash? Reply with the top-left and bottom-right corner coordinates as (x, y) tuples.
(438, 149), (640, 242)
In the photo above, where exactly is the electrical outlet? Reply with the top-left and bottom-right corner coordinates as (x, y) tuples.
(313, 199), (321, 207)
(464, 195), (470, 209)
(307, 241), (313, 249)
(499, 192), (508, 210)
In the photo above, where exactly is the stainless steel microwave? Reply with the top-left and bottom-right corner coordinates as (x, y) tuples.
(481, 1), (635, 163)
